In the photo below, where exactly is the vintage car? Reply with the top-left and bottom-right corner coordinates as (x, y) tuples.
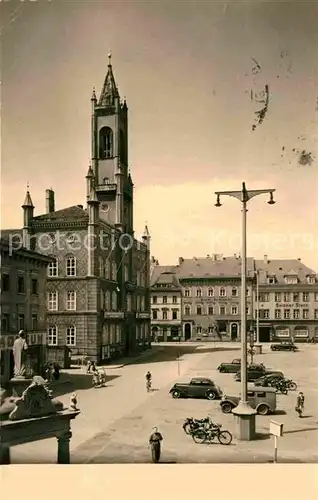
(169, 377), (223, 400)
(220, 386), (277, 415)
(218, 358), (242, 373)
(235, 366), (284, 382)
(270, 342), (299, 352)
(254, 373), (285, 386)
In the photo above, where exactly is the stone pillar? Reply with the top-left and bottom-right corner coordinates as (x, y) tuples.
(57, 430), (72, 464)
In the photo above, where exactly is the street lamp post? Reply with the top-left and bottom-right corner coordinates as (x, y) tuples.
(256, 270), (260, 344)
(215, 182), (275, 441)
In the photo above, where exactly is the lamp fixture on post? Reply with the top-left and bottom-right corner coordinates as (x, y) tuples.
(214, 181), (276, 441)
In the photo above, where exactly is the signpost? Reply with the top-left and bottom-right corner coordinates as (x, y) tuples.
(269, 420), (284, 463)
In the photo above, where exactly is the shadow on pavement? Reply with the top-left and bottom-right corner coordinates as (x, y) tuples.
(254, 432), (271, 440)
(51, 373), (121, 398)
(284, 427), (318, 435)
(273, 410), (287, 416)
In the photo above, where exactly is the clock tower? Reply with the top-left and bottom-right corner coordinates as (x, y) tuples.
(90, 53), (133, 235)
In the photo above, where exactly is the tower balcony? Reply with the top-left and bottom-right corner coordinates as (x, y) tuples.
(96, 183), (117, 193)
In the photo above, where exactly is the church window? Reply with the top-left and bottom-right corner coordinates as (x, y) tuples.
(99, 127), (113, 159)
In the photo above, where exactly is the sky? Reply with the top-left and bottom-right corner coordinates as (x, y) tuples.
(1, 0), (318, 270)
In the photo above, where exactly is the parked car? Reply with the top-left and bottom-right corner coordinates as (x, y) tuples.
(270, 342), (299, 352)
(218, 358), (242, 373)
(235, 367), (284, 382)
(254, 373), (285, 386)
(169, 377), (223, 400)
(220, 386), (277, 415)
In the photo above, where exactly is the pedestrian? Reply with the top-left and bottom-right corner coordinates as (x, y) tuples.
(53, 363), (60, 381)
(91, 360), (96, 372)
(295, 391), (305, 418)
(87, 359), (91, 373)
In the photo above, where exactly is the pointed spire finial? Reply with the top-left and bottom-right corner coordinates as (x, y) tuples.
(27, 181), (29, 190)
(108, 51), (112, 65)
(91, 86), (97, 101)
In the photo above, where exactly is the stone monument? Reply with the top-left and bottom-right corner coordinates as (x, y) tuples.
(10, 330), (33, 397)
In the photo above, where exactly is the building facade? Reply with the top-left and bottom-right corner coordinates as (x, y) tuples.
(150, 254), (318, 343)
(0, 238), (51, 383)
(4, 56), (151, 363)
(150, 266), (182, 342)
(255, 256), (318, 342)
(178, 255), (255, 341)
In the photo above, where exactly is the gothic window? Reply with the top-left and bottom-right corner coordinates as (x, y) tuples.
(99, 127), (113, 159)
(112, 290), (117, 311)
(66, 325), (76, 346)
(66, 256), (76, 277)
(48, 325), (58, 346)
(48, 257), (58, 277)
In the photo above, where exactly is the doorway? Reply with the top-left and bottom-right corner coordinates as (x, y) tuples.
(259, 326), (271, 342)
(184, 323), (191, 341)
(231, 323), (238, 341)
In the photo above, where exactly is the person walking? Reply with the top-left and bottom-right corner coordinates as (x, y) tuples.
(295, 391), (305, 418)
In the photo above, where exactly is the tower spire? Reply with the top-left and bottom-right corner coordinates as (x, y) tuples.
(22, 184), (34, 208)
(98, 51), (119, 106)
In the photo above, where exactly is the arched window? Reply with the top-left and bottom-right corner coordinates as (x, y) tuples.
(185, 305), (190, 315)
(196, 288), (202, 298)
(103, 177), (110, 184)
(66, 325), (76, 346)
(99, 127), (113, 159)
(184, 288), (190, 297)
(208, 287), (214, 297)
(112, 290), (117, 311)
(232, 287), (238, 297)
(66, 255), (76, 277)
(104, 291), (110, 311)
(120, 129), (126, 164)
(48, 257), (58, 277)
(219, 287), (226, 297)
(47, 325), (58, 346)
(104, 260), (110, 279)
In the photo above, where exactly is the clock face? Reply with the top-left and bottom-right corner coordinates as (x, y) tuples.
(101, 203), (109, 213)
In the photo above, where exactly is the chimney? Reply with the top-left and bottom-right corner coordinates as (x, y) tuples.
(206, 254), (210, 258)
(46, 189), (55, 213)
(297, 257), (301, 261)
(264, 254), (269, 264)
(178, 257), (184, 265)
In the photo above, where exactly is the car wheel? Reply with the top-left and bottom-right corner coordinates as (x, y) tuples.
(172, 390), (181, 399)
(257, 404), (269, 415)
(288, 382), (297, 391)
(221, 402), (233, 414)
(207, 391), (216, 400)
(219, 367), (226, 373)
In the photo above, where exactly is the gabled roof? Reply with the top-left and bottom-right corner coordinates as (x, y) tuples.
(33, 205), (88, 222)
(255, 259), (317, 285)
(176, 256), (255, 279)
(150, 265), (178, 287)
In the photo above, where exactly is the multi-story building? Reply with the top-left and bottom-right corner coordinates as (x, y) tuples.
(150, 255), (255, 341)
(150, 266), (182, 341)
(3, 56), (151, 363)
(0, 237), (51, 383)
(177, 255), (255, 341)
(255, 255), (318, 342)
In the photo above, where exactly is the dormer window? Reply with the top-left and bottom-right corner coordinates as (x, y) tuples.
(267, 276), (275, 284)
(285, 276), (298, 284)
(307, 276), (316, 284)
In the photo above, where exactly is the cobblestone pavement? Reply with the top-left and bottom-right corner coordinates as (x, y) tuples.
(10, 343), (318, 463)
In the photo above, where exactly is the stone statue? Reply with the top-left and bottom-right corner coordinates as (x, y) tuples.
(12, 330), (28, 378)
